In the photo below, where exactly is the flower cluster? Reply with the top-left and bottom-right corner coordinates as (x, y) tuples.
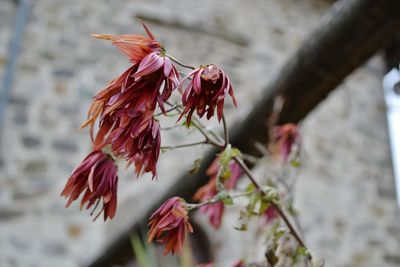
(61, 23), (238, 254)
(84, 24), (179, 177)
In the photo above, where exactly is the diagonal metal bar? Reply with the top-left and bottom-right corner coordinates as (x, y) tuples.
(89, 0), (400, 266)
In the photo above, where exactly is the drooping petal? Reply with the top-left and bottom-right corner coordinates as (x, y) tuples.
(61, 150), (119, 221)
(179, 64), (236, 125)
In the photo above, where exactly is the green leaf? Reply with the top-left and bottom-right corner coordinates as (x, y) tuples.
(245, 183), (256, 193)
(222, 195), (234, 205)
(296, 246), (310, 257)
(215, 192), (233, 205)
(258, 201), (270, 214)
(187, 158), (202, 175)
(234, 224), (248, 231)
(274, 228), (286, 239)
(231, 148), (241, 157)
(245, 192), (262, 219)
(290, 160), (301, 168)
(220, 169), (232, 181)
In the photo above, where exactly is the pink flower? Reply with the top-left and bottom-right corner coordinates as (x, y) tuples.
(61, 150), (118, 221)
(148, 197), (193, 255)
(180, 64), (237, 124)
(273, 123), (301, 163)
(193, 157), (242, 229)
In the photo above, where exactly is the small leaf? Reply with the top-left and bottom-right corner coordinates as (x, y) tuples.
(296, 246), (310, 258)
(220, 169), (232, 181)
(187, 158), (202, 175)
(245, 183), (256, 193)
(234, 224), (248, 231)
(258, 201), (270, 214)
(216, 192), (233, 205)
(290, 160), (301, 168)
(274, 228), (286, 239)
(231, 148), (241, 157)
(222, 195), (234, 205)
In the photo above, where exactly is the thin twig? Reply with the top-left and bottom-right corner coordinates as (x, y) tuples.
(272, 202), (307, 250)
(167, 55), (195, 70)
(193, 117), (224, 144)
(233, 156), (263, 190)
(191, 120), (224, 148)
(233, 155), (308, 252)
(164, 101), (224, 144)
(154, 105), (179, 116)
(161, 140), (206, 150)
(187, 190), (256, 211)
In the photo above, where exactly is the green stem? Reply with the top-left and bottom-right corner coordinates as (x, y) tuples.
(161, 140), (207, 151)
(187, 190), (256, 211)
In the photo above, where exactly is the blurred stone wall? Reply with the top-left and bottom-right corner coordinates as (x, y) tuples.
(0, 0), (398, 266)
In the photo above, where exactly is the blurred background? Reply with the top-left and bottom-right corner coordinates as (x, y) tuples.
(0, 0), (400, 266)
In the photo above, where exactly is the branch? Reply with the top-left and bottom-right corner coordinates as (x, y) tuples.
(167, 55), (196, 70)
(233, 156), (308, 251)
(161, 140), (207, 150)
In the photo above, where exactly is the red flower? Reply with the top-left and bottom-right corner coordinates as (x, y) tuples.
(61, 150), (118, 221)
(148, 197), (193, 255)
(98, 51), (179, 117)
(82, 23), (178, 134)
(193, 157), (242, 229)
(82, 23), (161, 138)
(81, 23), (177, 177)
(273, 123), (301, 163)
(180, 64), (237, 124)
